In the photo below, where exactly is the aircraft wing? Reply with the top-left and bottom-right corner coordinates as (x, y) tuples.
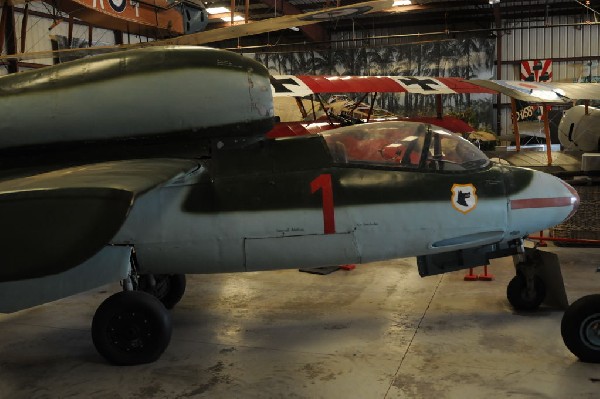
(161, 0), (394, 46)
(0, 158), (197, 282)
(469, 80), (600, 103)
(271, 75), (497, 97)
(0, 0), (394, 61)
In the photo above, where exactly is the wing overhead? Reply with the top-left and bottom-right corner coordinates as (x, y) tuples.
(0, 158), (197, 282)
(161, 0), (394, 46)
(271, 75), (497, 97)
(0, 0), (394, 61)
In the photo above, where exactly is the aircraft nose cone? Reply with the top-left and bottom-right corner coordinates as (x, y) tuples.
(561, 179), (580, 221)
(506, 168), (580, 237)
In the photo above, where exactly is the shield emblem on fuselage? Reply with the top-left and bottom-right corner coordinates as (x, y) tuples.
(451, 183), (477, 214)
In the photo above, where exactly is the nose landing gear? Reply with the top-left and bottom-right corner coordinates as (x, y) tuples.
(506, 246), (568, 311)
(507, 273), (546, 311)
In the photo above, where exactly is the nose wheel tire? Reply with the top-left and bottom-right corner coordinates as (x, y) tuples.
(137, 274), (186, 310)
(561, 294), (600, 363)
(92, 291), (172, 365)
(507, 274), (546, 311)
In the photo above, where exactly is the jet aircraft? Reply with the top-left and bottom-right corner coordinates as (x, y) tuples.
(0, 46), (583, 366)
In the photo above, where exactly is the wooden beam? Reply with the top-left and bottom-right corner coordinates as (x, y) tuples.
(0, 5), (6, 54)
(259, 0), (328, 42)
(494, 1), (502, 136)
(68, 15), (74, 47)
(1, 5), (18, 73)
(510, 98), (520, 152)
(366, 92), (377, 122)
(542, 104), (552, 166)
(113, 30), (123, 45)
(19, 3), (27, 53)
(435, 94), (442, 119)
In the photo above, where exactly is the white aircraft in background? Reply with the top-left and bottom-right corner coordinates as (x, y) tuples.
(470, 79), (600, 152)
(558, 104), (600, 152)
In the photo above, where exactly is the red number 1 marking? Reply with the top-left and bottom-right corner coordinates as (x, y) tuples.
(310, 174), (336, 234)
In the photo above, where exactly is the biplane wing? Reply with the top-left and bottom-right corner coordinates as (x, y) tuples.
(270, 75), (497, 97)
(0, 0), (394, 61)
(469, 79), (600, 103)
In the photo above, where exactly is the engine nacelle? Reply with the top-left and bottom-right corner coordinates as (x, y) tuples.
(0, 46), (274, 153)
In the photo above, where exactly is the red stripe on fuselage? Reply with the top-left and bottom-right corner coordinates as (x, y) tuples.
(510, 197), (572, 209)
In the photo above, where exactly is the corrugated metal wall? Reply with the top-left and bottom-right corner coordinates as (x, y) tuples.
(498, 15), (600, 135)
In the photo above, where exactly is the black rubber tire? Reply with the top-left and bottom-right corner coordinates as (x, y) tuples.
(561, 294), (600, 363)
(506, 274), (546, 311)
(92, 291), (172, 366)
(138, 274), (186, 310)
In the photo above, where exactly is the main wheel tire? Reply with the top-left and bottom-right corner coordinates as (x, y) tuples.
(138, 274), (186, 310)
(92, 291), (172, 366)
(507, 274), (546, 311)
(561, 294), (600, 363)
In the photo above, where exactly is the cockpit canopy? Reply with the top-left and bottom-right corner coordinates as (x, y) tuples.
(321, 122), (490, 171)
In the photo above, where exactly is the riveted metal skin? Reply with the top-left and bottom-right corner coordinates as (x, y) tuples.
(113, 125), (578, 276)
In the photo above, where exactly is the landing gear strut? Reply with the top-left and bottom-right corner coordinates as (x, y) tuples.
(136, 274), (187, 309)
(561, 294), (600, 363)
(506, 246), (568, 311)
(507, 248), (547, 311)
(507, 273), (546, 311)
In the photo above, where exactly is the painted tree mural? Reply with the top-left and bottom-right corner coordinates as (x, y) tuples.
(251, 37), (495, 131)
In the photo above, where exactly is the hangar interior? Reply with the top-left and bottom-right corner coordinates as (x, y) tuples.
(0, 0), (599, 397)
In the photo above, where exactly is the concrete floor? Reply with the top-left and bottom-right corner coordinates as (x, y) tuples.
(0, 245), (599, 399)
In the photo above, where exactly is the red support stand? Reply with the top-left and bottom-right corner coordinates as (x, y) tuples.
(464, 268), (478, 281)
(478, 265), (494, 281)
(536, 230), (548, 247)
(340, 264), (356, 271)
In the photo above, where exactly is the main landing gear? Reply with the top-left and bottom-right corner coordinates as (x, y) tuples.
(91, 270), (187, 365)
(92, 290), (171, 366)
(561, 294), (600, 363)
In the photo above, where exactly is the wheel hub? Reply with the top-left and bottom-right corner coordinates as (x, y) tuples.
(580, 313), (600, 349)
(108, 311), (153, 352)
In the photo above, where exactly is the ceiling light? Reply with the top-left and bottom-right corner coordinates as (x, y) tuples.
(393, 0), (412, 6)
(206, 6), (229, 14)
(221, 15), (245, 22)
